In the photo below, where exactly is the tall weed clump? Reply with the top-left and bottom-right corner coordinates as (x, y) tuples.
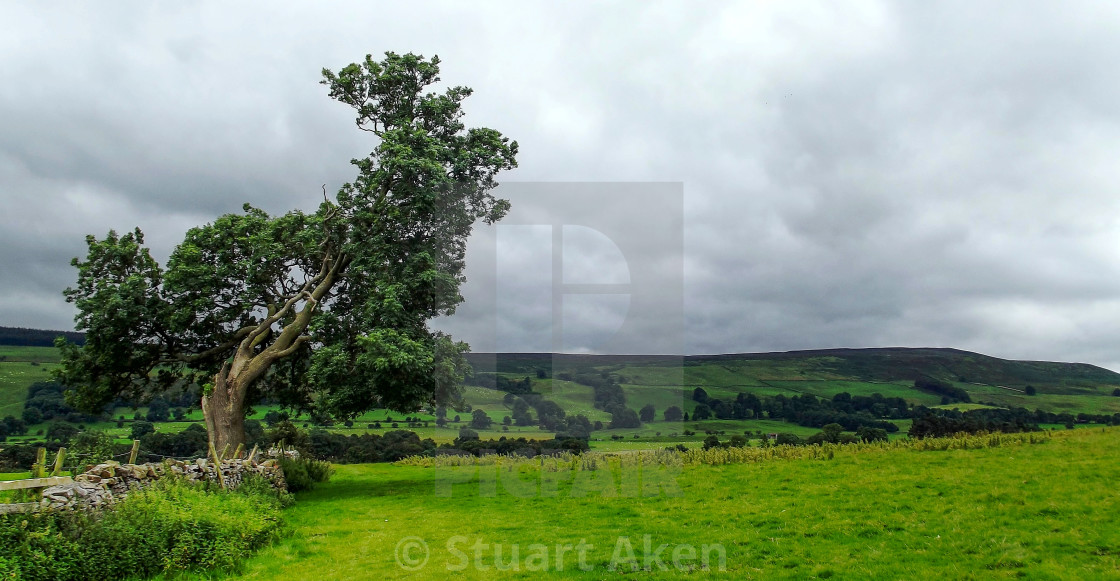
(278, 456), (334, 492)
(0, 476), (286, 580)
(682, 430), (1055, 466)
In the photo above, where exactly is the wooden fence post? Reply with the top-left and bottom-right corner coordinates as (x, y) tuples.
(233, 443), (244, 460)
(209, 441), (227, 490)
(128, 440), (140, 464)
(32, 447), (47, 478)
(51, 448), (66, 476)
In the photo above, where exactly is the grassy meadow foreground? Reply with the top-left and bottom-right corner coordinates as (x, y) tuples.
(166, 428), (1120, 580)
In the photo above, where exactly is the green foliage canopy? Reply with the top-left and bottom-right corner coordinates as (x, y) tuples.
(54, 52), (518, 433)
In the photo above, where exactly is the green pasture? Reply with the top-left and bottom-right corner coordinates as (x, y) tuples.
(966, 388), (1120, 415)
(0, 346), (62, 363)
(0, 361), (57, 418)
(0, 345), (62, 417)
(166, 428), (1120, 580)
(619, 383), (689, 415)
(931, 403), (1005, 411)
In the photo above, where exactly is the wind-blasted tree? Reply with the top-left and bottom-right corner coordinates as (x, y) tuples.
(55, 52), (518, 451)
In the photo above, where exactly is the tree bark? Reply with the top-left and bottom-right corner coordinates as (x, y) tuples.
(197, 257), (342, 451)
(201, 370), (246, 454)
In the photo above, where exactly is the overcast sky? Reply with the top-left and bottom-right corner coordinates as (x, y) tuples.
(4, 2), (1120, 369)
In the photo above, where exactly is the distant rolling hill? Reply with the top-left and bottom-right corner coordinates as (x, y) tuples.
(468, 348), (1120, 388)
(4, 326), (1119, 419)
(466, 348), (1120, 415)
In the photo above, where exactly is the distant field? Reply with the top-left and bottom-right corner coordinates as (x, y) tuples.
(967, 389), (1120, 415)
(536, 379), (611, 422)
(931, 403), (1004, 411)
(619, 383), (688, 415)
(0, 363), (57, 418)
(589, 439), (698, 452)
(0, 346), (63, 363)
(0, 345), (63, 418)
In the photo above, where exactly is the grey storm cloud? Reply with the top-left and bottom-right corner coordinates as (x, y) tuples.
(4, 2), (1120, 369)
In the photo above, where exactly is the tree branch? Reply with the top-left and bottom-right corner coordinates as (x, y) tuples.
(239, 282), (312, 351)
(273, 335), (311, 358)
(171, 327), (254, 364)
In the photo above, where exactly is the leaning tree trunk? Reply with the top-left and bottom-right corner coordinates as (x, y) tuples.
(197, 256), (341, 455)
(201, 371), (247, 455)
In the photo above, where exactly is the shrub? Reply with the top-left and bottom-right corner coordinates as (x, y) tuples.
(66, 430), (117, 474)
(608, 407), (641, 429)
(457, 426), (480, 443)
(278, 456), (333, 492)
(266, 420), (312, 454)
(130, 420), (155, 440)
(775, 433), (803, 446)
(303, 458), (334, 484)
(238, 472), (295, 508)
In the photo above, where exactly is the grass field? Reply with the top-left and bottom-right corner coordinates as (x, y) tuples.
(160, 428), (1120, 580)
(0, 345), (62, 418)
(0, 356), (58, 418)
(932, 403), (1006, 411)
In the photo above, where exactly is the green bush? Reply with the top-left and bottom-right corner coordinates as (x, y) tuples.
(0, 476), (285, 580)
(238, 472), (294, 508)
(304, 457), (334, 484)
(66, 430), (117, 475)
(278, 456), (334, 492)
(0, 556), (18, 581)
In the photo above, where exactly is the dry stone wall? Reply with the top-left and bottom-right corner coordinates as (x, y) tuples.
(40, 457), (287, 511)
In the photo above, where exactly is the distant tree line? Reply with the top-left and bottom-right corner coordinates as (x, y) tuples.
(21, 381), (199, 427)
(467, 372), (645, 431)
(463, 373), (533, 394)
(908, 406), (1120, 438)
(449, 425), (590, 455)
(498, 392), (613, 435)
(702, 423), (890, 450)
(283, 422), (589, 463)
(691, 388), (902, 433)
(908, 412), (1034, 438)
(551, 371), (628, 413)
(913, 378), (972, 403)
(21, 381), (101, 425)
(0, 326), (84, 347)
